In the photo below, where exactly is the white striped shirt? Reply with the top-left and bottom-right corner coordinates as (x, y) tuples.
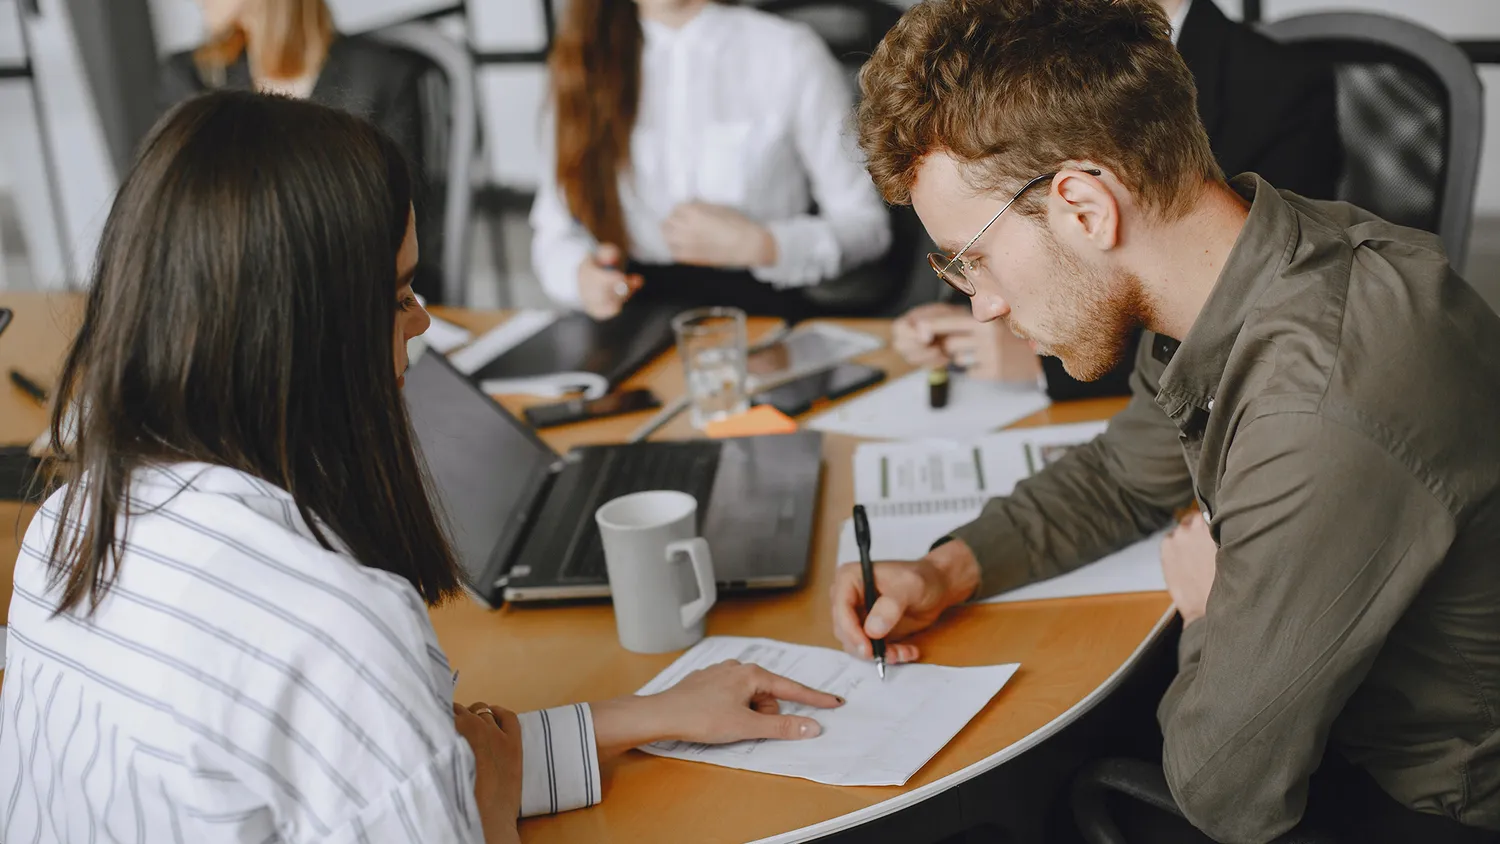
(1, 462), (601, 843)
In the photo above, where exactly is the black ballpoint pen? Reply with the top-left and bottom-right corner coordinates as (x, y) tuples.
(853, 504), (887, 680)
(9, 369), (49, 406)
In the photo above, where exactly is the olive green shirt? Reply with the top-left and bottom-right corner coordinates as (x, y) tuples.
(950, 175), (1500, 842)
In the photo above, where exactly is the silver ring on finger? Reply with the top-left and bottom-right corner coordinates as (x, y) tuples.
(472, 705), (494, 720)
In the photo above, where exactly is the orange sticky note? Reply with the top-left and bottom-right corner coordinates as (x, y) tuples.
(703, 404), (799, 439)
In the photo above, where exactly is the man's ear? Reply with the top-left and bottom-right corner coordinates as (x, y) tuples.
(1050, 169), (1120, 252)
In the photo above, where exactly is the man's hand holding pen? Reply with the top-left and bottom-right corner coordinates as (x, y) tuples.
(830, 533), (982, 667)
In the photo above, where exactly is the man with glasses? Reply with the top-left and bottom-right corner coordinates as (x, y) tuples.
(828, 0), (1500, 841)
(891, 0), (1342, 400)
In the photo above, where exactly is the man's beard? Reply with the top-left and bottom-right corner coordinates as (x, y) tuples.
(1027, 229), (1151, 383)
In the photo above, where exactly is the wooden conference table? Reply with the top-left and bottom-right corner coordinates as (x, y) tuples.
(0, 292), (1175, 843)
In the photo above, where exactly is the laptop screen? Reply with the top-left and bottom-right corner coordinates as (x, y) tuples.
(402, 349), (557, 591)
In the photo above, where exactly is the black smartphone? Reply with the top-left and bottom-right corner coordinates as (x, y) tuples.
(754, 363), (886, 416)
(0, 307), (12, 338)
(523, 388), (662, 429)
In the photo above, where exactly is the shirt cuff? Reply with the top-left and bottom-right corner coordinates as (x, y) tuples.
(946, 510), (1040, 601)
(517, 703), (602, 817)
(750, 216), (840, 289)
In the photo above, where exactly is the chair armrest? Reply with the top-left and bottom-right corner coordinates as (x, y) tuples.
(1070, 757), (1338, 844)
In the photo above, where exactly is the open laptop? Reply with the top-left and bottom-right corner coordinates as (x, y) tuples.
(403, 349), (823, 606)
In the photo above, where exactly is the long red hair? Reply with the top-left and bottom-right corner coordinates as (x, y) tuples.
(548, 0), (643, 249)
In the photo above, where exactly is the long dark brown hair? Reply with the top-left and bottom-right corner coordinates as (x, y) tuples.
(548, 0), (643, 249)
(46, 90), (461, 614)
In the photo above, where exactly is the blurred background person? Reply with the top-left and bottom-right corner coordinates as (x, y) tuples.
(530, 0), (892, 322)
(893, 0), (1342, 400)
(157, 0), (450, 301)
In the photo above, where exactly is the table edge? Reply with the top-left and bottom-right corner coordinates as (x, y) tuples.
(749, 604), (1178, 844)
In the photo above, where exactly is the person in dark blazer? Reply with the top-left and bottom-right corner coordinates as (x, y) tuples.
(893, 0), (1343, 400)
(158, 0), (442, 300)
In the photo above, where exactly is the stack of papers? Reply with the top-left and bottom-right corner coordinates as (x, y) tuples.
(636, 636), (1019, 786)
(834, 421), (1167, 603)
(807, 369), (1050, 441)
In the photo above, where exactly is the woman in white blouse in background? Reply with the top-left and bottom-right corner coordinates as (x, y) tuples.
(531, 0), (892, 320)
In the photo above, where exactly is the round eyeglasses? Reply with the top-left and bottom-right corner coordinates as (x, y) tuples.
(928, 168), (1103, 297)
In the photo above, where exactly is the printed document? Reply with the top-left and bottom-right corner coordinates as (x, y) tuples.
(635, 637), (1019, 786)
(807, 369), (1050, 441)
(836, 420), (1167, 602)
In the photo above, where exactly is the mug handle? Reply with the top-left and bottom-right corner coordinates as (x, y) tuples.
(665, 537), (717, 630)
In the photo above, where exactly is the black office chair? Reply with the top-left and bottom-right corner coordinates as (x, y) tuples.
(1070, 757), (1337, 844)
(758, 0), (927, 316)
(1261, 12), (1484, 273)
(370, 23), (479, 306)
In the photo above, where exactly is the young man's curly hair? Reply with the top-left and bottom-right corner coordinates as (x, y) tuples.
(856, 0), (1222, 220)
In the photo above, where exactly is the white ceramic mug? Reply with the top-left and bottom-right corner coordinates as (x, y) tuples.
(595, 491), (718, 653)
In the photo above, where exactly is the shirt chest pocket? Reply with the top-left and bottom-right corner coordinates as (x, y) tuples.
(693, 120), (794, 208)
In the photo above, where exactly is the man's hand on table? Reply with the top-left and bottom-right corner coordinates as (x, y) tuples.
(829, 537), (982, 665)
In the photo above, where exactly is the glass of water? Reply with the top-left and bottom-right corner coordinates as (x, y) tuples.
(673, 307), (749, 430)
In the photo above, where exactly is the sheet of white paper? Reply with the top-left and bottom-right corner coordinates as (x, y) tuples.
(422, 314), (473, 354)
(808, 369), (1050, 441)
(981, 534), (1166, 603)
(836, 510), (981, 565)
(1, 626), (7, 669)
(837, 419), (1163, 602)
(636, 637), (1018, 786)
(478, 372), (609, 400)
(447, 310), (558, 375)
(853, 440), (989, 502)
(835, 518), (1166, 602)
(852, 420), (1109, 505)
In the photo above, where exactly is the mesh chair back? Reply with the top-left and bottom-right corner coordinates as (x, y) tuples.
(1263, 13), (1484, 271)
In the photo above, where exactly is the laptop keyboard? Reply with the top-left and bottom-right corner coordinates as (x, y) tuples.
(556, 442), (722, 581)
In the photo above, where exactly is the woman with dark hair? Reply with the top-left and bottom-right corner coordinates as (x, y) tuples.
(0, 91), (838, 844)
(530, 0), (892, 321)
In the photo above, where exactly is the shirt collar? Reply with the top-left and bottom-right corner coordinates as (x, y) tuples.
(1154, 174), (1300, 421)
(136, 462), (330, 547)
(641, 2), (722, 49)
(1169, 0), (1193, 46)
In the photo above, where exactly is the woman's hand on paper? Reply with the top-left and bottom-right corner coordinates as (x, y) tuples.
(892, 303), (1041, 382)
(662, 202), (777, 268)
(829, 538), (982, 665)
(591, 661), (843, 758)
(453, 701), (524, 844)
(577, 243), (642, 321)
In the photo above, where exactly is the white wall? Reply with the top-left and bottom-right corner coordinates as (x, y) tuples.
(0, 0), (115, 288)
